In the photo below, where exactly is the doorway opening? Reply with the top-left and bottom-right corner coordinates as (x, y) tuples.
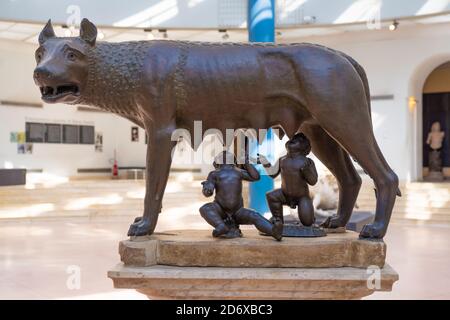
(422, 62), (450, 180)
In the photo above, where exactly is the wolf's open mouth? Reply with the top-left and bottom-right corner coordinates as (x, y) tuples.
(39, 84), (80, 99)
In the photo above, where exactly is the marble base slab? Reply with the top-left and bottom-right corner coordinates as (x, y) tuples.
(120, 229), (386, 268)
(108, 263), (398, 300)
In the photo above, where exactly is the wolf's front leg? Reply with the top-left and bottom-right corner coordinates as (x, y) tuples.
(128, 126), (176, 236)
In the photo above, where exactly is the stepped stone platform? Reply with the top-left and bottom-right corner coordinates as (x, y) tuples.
(109, 264), (398, 300)
(108, 229), (398, 299)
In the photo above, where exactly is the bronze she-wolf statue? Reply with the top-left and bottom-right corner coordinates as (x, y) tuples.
(33, 19), (400, 239)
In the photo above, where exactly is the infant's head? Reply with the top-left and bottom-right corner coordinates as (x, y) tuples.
(286, 133), (311, 155)
(213, 151), (236, 169)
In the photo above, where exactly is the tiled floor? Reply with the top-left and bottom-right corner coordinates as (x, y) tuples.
(0, 178), (449, 299)
(369, 222), (450, 299)
(0, 217), (449, 299)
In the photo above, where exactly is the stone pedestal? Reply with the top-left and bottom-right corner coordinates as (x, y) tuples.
(425, 171), (445, 182)
(108, 229), (398, 300)
(426, 150), (445, 181)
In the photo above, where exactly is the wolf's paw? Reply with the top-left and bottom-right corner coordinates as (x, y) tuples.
(320, 214), (346, 229)
(359, 222), (385, 240)
(127, 218), (151, 236)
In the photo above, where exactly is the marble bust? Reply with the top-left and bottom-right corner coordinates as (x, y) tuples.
(426, 121), (445, 179)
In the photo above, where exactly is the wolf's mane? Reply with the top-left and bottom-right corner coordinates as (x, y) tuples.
(79, 41), (153, 117)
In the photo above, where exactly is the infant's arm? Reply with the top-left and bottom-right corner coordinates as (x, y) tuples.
(302, 158), (318, 186)
(201, 171), (216, 197)
(261, 158), (281, 179)
(241, 163), (260, 182)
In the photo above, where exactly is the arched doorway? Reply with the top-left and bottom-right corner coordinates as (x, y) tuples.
(422, 62), (450, 180)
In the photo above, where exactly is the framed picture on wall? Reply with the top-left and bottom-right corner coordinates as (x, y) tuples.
(25, 143), (33, 154)
(95, 132), (103, 152)
(10, 132), (18, 143)
(131, 126), (139, 142)
(17, 144), (25, 154)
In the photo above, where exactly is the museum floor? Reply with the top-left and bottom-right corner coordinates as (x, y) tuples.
(1, 178), (450, 299)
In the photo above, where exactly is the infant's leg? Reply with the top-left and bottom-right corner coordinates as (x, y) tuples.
(199, 202), (229, 237)
(266, 188), (286, 223)
(235, 208), (283, 241)
(298, 196), (315, 226)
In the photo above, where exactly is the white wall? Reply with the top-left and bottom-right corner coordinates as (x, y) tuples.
(0, 40), (40, 104)
(0, 103), (148, 177)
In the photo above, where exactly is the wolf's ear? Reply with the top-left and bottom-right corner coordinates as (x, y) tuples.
(39, 19), (56, 45)
(79, 18), (97, 46)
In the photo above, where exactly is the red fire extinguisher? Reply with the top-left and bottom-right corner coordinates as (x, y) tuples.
(112, 150), (118, 179)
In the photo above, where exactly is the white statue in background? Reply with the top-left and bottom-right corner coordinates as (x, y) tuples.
(426, 121), (445, 151)
(426, 121), (445, 180)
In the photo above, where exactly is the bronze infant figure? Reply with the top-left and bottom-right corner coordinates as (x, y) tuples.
(200, 151), (283, 240)
(259, 133), (318, 228)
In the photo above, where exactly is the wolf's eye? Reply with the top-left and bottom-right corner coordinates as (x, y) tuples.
(67, 51), (76, 61)
(36, 52), (43, 63)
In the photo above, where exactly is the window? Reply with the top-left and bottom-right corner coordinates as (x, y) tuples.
(45, 124), (62, 143)
(63, 125), (79, 144)
(25, 122), (95, 145)
(79, 126), (95, 144)
(26, 123), (45, 143)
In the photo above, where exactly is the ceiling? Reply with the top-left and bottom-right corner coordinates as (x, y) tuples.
(2, 12), (450, 45)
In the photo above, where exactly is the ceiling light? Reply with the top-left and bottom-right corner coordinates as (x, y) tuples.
(61, 25), (71, 37)
(159, 29), (168, 39)
(219, 29), (229, 40)
(144, 28), (154, 40)
(62, 24), (74, 37)
(389, 20), (399, 31)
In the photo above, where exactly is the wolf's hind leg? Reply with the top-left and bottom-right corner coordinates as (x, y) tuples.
(302, 124), (361, 229)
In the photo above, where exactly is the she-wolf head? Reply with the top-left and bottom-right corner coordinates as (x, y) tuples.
(33, 18), (97, 104)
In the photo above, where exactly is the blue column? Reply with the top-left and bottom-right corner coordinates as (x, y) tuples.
(248, 0), (275, 213)
(248, 0), (275, 42)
